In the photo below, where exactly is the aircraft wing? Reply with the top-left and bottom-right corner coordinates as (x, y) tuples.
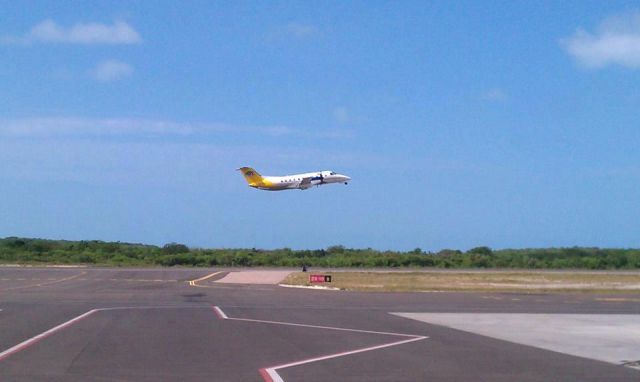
(299, 177), (314, 189)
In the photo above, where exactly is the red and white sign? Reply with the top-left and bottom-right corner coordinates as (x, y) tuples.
(309, 274), (332, 283)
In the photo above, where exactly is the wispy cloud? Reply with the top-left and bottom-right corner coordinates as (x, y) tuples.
(0, 117), (353, 140)
(0, 117), (194, 138)
(332, 106), (365, 126)
(267, 22), (319, 41)
(593, 165), (640, 179)
(2, 19), (142, 45)
(481, 88), (507, 102)
(561, 11), (640, 69)
(282, 22), (318, 38)
(93, 60), (133, 82)
(333, 107), (350, 124)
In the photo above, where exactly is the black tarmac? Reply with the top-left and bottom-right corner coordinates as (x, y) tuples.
(0, 267), (638, 381)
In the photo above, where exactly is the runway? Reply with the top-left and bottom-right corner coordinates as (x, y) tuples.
(0, 267), (638, 381)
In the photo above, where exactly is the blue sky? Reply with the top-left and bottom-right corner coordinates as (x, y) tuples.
(1, 1), (639, 251)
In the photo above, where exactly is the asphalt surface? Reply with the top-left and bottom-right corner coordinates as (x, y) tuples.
(0, 267), (639, 381)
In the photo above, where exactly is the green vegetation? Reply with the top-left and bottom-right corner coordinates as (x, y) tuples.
(1, 238), (639, 269)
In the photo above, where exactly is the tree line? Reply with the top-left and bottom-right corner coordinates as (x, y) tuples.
(0, 238), (639, 269)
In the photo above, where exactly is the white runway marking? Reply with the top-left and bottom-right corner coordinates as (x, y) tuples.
(262, 336), (425, 382)
(212, 306), (228, 319)
(0, 309), (98, 361)
(0, 306), (212, 362)
(393, 313), (640, 370)
(213, 306), (427, 382)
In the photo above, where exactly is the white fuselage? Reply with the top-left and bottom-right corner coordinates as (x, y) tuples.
(262, 170), (351, 191)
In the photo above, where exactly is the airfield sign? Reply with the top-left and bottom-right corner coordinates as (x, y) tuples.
(310, 274), (332, 283)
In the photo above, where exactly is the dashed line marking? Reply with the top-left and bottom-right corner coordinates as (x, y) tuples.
(212, 306), (428, 382)
(0, 277), (176, 283)
(481, 296), (503, 300)
(0, 272), (87, 292)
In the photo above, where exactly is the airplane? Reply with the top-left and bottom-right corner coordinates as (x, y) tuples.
(237, 167), (351, 191)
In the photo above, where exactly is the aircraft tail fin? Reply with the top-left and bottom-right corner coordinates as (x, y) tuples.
(237, 167), (264, 187)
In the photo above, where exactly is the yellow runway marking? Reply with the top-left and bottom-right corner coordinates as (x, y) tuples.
(596, 297), (640, 302)
(188, 271), (223, 287)
(0, 272), (86, 292)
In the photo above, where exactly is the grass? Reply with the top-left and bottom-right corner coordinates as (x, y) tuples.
(281, 270), (640, 293)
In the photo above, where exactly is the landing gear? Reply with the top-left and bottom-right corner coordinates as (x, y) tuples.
(344, 182), (348, 185)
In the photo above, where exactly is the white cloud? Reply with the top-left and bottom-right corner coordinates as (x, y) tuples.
(2, 19), (142, 45)
(561, 11), (640, 69)
(282, 23), (318, 38)
(0, 117), (213, 138)
(481, 88), (507, 102)
(313, 129), (355, 139)
(331, 106), (365, 126)
(93, 60), (133, 82)
(0, 117), (353, 140)
(333, 107), (350, 124)
(267, 22), (319, 41)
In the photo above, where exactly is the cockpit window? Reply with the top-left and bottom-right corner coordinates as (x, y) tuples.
(330, 172), (336, 175)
